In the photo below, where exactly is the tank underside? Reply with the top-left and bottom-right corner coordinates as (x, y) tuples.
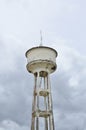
(26, 60), (57, 74)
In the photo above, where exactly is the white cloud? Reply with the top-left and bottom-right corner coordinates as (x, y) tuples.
(0, 120), (29, 130)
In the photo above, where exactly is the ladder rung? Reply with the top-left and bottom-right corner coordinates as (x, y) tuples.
(32, 110), (52, 118)
(34, 89), (50, 97)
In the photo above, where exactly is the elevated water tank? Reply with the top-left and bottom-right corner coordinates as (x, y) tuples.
(25, 46), (57, 74)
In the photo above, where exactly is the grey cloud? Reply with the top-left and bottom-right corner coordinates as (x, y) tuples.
(51, 45), (86, 130)
(0, 0), (86, 130)
(0, 42), (33, 126)
(0, 41), (86, 130)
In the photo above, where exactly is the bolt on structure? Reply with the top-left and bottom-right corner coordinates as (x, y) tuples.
(25, 46), (57, 130)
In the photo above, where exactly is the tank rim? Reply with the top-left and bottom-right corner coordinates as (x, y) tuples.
(25, 46), (58, 57)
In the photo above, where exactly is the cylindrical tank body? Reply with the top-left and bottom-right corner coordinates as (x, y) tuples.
(25, 46), (57, 74)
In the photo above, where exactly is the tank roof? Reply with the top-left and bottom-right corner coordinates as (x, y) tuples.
(25, 46), (58, 57)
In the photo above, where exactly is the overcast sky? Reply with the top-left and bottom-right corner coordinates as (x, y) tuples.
(0, 0), (86, 130)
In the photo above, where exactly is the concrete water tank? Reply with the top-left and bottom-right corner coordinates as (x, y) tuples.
(25, 46), (57, 74)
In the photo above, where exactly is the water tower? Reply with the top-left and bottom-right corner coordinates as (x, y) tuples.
(25, 45), (57, 130)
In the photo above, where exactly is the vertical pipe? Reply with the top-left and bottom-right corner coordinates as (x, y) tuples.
(36, 117), (39, 130)
(47, 75), (55, 130)
(44, 77), (48, 130)
(31, 73), (37, 130)
(46, 75), (50, 130)
(47, 75), (51, 130)
(50, 80), (55, 130)
(36, 72), (40, 130)
(31, 117), (35, 130)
